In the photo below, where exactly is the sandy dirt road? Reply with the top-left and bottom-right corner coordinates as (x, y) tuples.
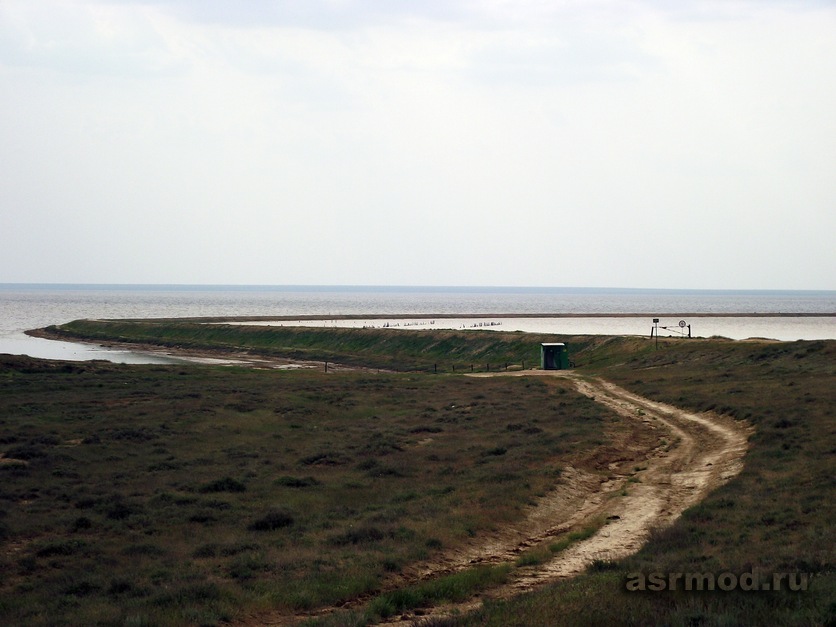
(242, 371), (752, 626)
(381, 372), (751, 624)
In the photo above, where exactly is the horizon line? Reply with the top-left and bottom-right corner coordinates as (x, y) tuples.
(1, 282), (835, 294)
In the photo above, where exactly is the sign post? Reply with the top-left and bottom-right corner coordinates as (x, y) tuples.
(652, 318), (659, 349)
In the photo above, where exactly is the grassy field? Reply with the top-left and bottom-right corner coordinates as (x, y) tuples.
(438, 337), (835, 626)
(0, 352), (639, 626)
(3, 322), (835, 625)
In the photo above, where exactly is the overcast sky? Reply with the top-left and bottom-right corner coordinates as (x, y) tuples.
(1, 1), (834, 289)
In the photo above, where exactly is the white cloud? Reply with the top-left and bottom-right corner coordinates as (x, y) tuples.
(0, 0), (185, 76)
(0, 0), (834, 288)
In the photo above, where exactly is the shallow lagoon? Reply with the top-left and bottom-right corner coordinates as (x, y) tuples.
(237, 315), (836, 343)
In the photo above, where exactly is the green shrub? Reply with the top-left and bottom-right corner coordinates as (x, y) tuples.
(275, 475), (320, 488)
(249, 508), (294, 531)
(199, 477), (246, 493)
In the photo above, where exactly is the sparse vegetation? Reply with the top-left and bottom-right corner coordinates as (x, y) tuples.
(0, 352), (625, 626)
(444, 336), (836, 626)
(3, 326), (834, 626)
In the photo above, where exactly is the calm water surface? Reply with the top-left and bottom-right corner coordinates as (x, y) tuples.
(1, 285), (834, 363)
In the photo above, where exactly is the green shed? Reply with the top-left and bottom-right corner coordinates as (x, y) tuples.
(541, 343), (570, 370)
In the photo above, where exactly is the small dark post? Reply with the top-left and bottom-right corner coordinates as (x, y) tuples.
(505, 362), (508, 371)
(486, 363), (489, 372)
(325, 361), (328, 372)
(434, 363), (437, 374)
(522, 360), (525, 370)
(470, 364), (473, 372)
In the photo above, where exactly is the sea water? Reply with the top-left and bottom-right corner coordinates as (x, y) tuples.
(0, 284), (834, 363)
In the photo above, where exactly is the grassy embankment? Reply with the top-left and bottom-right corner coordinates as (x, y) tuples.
(40, 319), (607, 372)
(4, 320), (835, 625)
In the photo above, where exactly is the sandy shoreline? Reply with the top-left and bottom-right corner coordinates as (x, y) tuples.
(24, 327), (370, 370)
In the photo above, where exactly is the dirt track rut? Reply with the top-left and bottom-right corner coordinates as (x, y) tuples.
(256, 372), (751, 626)
(385, 372), (750, 625)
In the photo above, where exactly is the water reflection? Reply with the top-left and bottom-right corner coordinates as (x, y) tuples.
(0, 335), (189, 364)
